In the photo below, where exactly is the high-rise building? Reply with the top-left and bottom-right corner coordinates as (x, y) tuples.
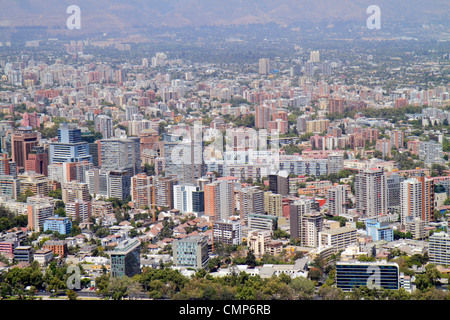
(326, 185), (348, 216)
(49, 122), (92, 164)
(131, 173), (155, 209)
(239, 186), (264, 222)
(0, 153), (17, 177)
(25, 146), (48, 176)
(328, 98), (345, 114)
(400, 175), (435, 225)
(268, 171), (289, 196)
(387, 173), (404, 212)
(11, 127), (39, 170)
(98, 137), (141, 175)
(163, 135), (204, 184)
(174, 184), (204, 215)
(94, 115), (113, 139)
(255, 105), (272, 129)
(264, 191), (283, 217)
(419, 140), (443, 167)
(309, 50), (320, 63)
(204, 178), (235, 222)
(155, 176), (177, 209)
(375, 139), (392, 158)
(390, 130), (404, 149)
(0, 175), (20, 200)
(355, 168), (388, 217)
(289, 198), (312, 241)
(258, 58), (270, 75)
(327, 153), (344, 175)
(248, 213), (278, 232)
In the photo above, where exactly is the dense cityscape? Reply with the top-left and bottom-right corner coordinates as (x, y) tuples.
(0, 2), (448, 306)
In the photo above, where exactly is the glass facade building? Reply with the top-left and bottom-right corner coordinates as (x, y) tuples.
(110, 240), (141, 277)
(335, 261), (399, 291)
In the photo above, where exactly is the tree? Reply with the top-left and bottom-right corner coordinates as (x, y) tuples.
(245, 251), (257, 268)
(289, 276), (315, 299)
(66, 289), (78, 300)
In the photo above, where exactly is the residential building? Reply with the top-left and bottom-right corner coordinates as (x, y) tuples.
(248, 213), (278, 231)
(355, 168), (388, 217)
(366, 219), (394, 242)
(213, 219), (242, 246)
(43, 216), (72, 235)
(319, 227), (358, 253)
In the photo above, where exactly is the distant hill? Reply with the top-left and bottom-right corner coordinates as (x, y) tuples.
(0, 0), (448, 32)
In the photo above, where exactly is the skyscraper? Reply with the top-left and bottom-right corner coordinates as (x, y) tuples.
(49, 122), (92, 164)
(258, 58), (270, 75)
(98, 137), (141, 175)
(25, 146), (48, 176)
(11, 127), (39, 171)
(355, 168), (388, 217)
(239, 186), (264, 222)
(204, 178), (235, 222)
(94, 115), (113, 139)
(327, 153), (344, 175)
(326, 185), (348, 216)
(400, 175), (435, 225)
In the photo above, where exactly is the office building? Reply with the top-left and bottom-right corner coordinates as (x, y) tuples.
(98, 137), (141, 175)
(110, 239), (141, 277)
(335, 261), (399, 291)
(248, 213), (278, 231)
(268, 171), (289, 196)
(213, 219), (242, 246)
(49, 122), (92, 164)
(387, 173), (404, 212)
(355, 169), (388, 217)
(24, 146), (48, 176)
(174, 184), (204, 215)
(11, 127), (39, 170)
(13, 246), (35, 263)
(173, 235), (210, 269)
